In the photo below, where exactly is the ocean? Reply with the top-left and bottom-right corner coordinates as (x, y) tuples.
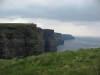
(57, 36), (100, 52)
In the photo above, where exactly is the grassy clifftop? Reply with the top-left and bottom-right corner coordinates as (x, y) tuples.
(0, 48), (100, 75)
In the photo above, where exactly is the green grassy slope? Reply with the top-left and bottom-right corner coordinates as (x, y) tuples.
(0, 48), (100, 75)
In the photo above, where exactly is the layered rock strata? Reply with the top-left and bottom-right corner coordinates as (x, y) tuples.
(0, 23), (57, 59)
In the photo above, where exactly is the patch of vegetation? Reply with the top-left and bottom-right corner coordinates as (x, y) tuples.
(0, 48), (100, 75)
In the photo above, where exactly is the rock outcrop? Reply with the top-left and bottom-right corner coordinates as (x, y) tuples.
(54, 33), (75, 46)
(62, 34), (75, 40)
(0, 23), (57, 59)
(54, 33), (64, 46)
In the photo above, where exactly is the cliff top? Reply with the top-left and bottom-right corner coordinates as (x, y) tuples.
(0, 23), (36, 27)
(43, 29), (54, 31)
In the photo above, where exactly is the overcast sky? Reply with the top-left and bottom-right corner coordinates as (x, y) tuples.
(0, 0), (100, 37)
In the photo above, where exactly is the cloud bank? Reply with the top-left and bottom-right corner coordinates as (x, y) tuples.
(0, 0), (100, 21)
(0, 0), (100, 37)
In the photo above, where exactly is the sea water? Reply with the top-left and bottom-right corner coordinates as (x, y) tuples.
(57, 36), (100, 52)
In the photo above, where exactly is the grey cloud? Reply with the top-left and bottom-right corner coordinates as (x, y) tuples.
(0, 0), (6, 10)
(0, 0), (100, 22)
(0, 0), (3, 3)
(0, 0), (6, 5)
(0, 0), (4, 6)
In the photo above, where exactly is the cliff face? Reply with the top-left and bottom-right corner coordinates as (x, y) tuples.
(0, 23), (57, 59)
(54, 33), (64, 46)
(54, 33), (75, 46)
(37, 28), (57, 52)
(0, 24), (37, 59)
(0, 23), (75, 59)
(43, 29), (57, 52)
(37, 27), (45, 53)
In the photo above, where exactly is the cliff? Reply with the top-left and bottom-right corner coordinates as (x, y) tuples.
(43, 29), (57, 52)
(0, 23), (57, 59)
(37, 28), (57, 52)
(54, 33), (64, 46)
(54, 33), (75, 46)
(37, 27), (45, 53)
(0, 23), (47, 59)
(0, 23), (75, 59)
(62, 34), (75, 40)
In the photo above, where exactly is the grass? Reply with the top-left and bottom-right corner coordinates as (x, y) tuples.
(0, 48), (100, 75)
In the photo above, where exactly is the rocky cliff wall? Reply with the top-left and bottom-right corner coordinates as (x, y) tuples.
(54, 33), (75, 46)
(0, 23), (75, 59)
(0, 23), (45, 59)
(54, 33), (64, 46)
(37, 27), (45, 53)
(43, 29), (57, 52)
(0, 23), (57, 59)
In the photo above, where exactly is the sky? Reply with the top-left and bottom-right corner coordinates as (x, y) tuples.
(0, 0), (100, 37)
